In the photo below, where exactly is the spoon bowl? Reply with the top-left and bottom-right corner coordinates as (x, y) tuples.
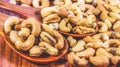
(0, 12), (68, 64)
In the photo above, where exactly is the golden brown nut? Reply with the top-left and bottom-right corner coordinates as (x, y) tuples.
(90, 56), (109, 67)
(67, 52), (88, 66)
(76, 48), (95, 58)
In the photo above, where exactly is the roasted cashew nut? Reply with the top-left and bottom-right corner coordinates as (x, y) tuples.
(41, 6), (59, 18)
(71, 40), (86, 52)
(4, 16), (21, 34)
(113, 21), (120, 31)
(43, 14), (61, 24)
(59, 18), (72, 33)
(10, 30), (23, 44)
(40, 31), (56, 45)
(53, 30), (64, 50)
(90, 56), (109, 67)
(42, 24), (54, 36)
(29, 46), (44, 57)
(32, 0), (50, 8)
(92, 33), (109, 42)
(106, 47), (120, 56)
(98, 22), (108, 33)
(39, 42), (58, 55)
(18, 28), (30, 38)
(104, 39), (120, 47)
(109, 12), (120, 21)
(67, 52), (88, 66)
(15, 34), (35, 51)
(67, 36), (77, 47)
(111, 56), (120, 65)
(21, 18), (41, 36)
(76, 48), (95, 58)
(96, 48), (113, 58)
(83, 36), (103, 43)
(104, 19), (112, 29)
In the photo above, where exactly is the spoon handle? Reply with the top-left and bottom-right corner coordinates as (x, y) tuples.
(0, 1), (40, 18)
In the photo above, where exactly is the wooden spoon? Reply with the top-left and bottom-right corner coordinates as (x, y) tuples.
(0, 12), (68, 64)
(0, 1), (98, 37)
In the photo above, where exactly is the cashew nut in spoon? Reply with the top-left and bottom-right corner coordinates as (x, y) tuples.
(76, 48), (95, 58)
(59, 18), (72, 33)
(29, 45), (45, 57)
(58, 7), (68, 17)
(21, 18), (41, 36)
(39, 42), (58, 55)
(90, 56), (109, 67)
(43, 13), (61, 24)
(98, 21), (108, 33)
(42, 24), (54, 36)
(40, 31), (56, 45)
(32, 0), (50, 8)
(67, 52), (88, 66)
(67, 36), (77, 47)
(70, 40), (86, 52)
(15, 34), (35, 51)
(53, 30), (64, 50)
(18, 28), (30, 38)
(4, 16), (21, 34)
(96, 48), (113, 58)
(10, 30), (23, 44)
(40, 6), (59, 18)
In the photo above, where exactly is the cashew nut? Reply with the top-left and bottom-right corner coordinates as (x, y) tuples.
(96, 48), (113, 58)
(104, 39), (120, 47)
(54, 0), (64, 6)
(71, 40), (86, 52)
(104, 19), (112, 29)
(39, 42), (58, 55)
(92, 33), (109, 42)
(106, 31), (120, 39)
(18, 28), (30, 38)
(4, 16), (21, 34)
(98, 21), (108, 33)
(111, 56), (120, 65)
(85, 0), (93, 3)
(72, 26), (95, 34)
(32, 0), (50, 8)
(76, 48), (95, 58)
(42, 24), (54, 36)
(21, 18), (41, 36)
(40, 6), (59, 18)
(40, 31), (56, 45)
(29, 46), (44, 57)
(53, 30), (64, 50)
(106, 47), (120, 56)
(10, 30), (23, 44)
(67, 52), (88, 66)
(109, 12), (120, 21)
(15, 34), (35, 51)
(90, 56), (109, 67)
(59, 18), (72, 33)
(113, 21), (120, 31)
(43, 14), (61, 24)
(83, 36), (103, 43)
(67, 36), (77, 47)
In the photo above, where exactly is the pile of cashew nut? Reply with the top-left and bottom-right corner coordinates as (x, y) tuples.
(9, 0), (50, 8)
(4, 16), (65, 57)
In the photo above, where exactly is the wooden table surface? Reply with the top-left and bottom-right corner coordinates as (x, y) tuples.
(0, 36), (73, 67)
